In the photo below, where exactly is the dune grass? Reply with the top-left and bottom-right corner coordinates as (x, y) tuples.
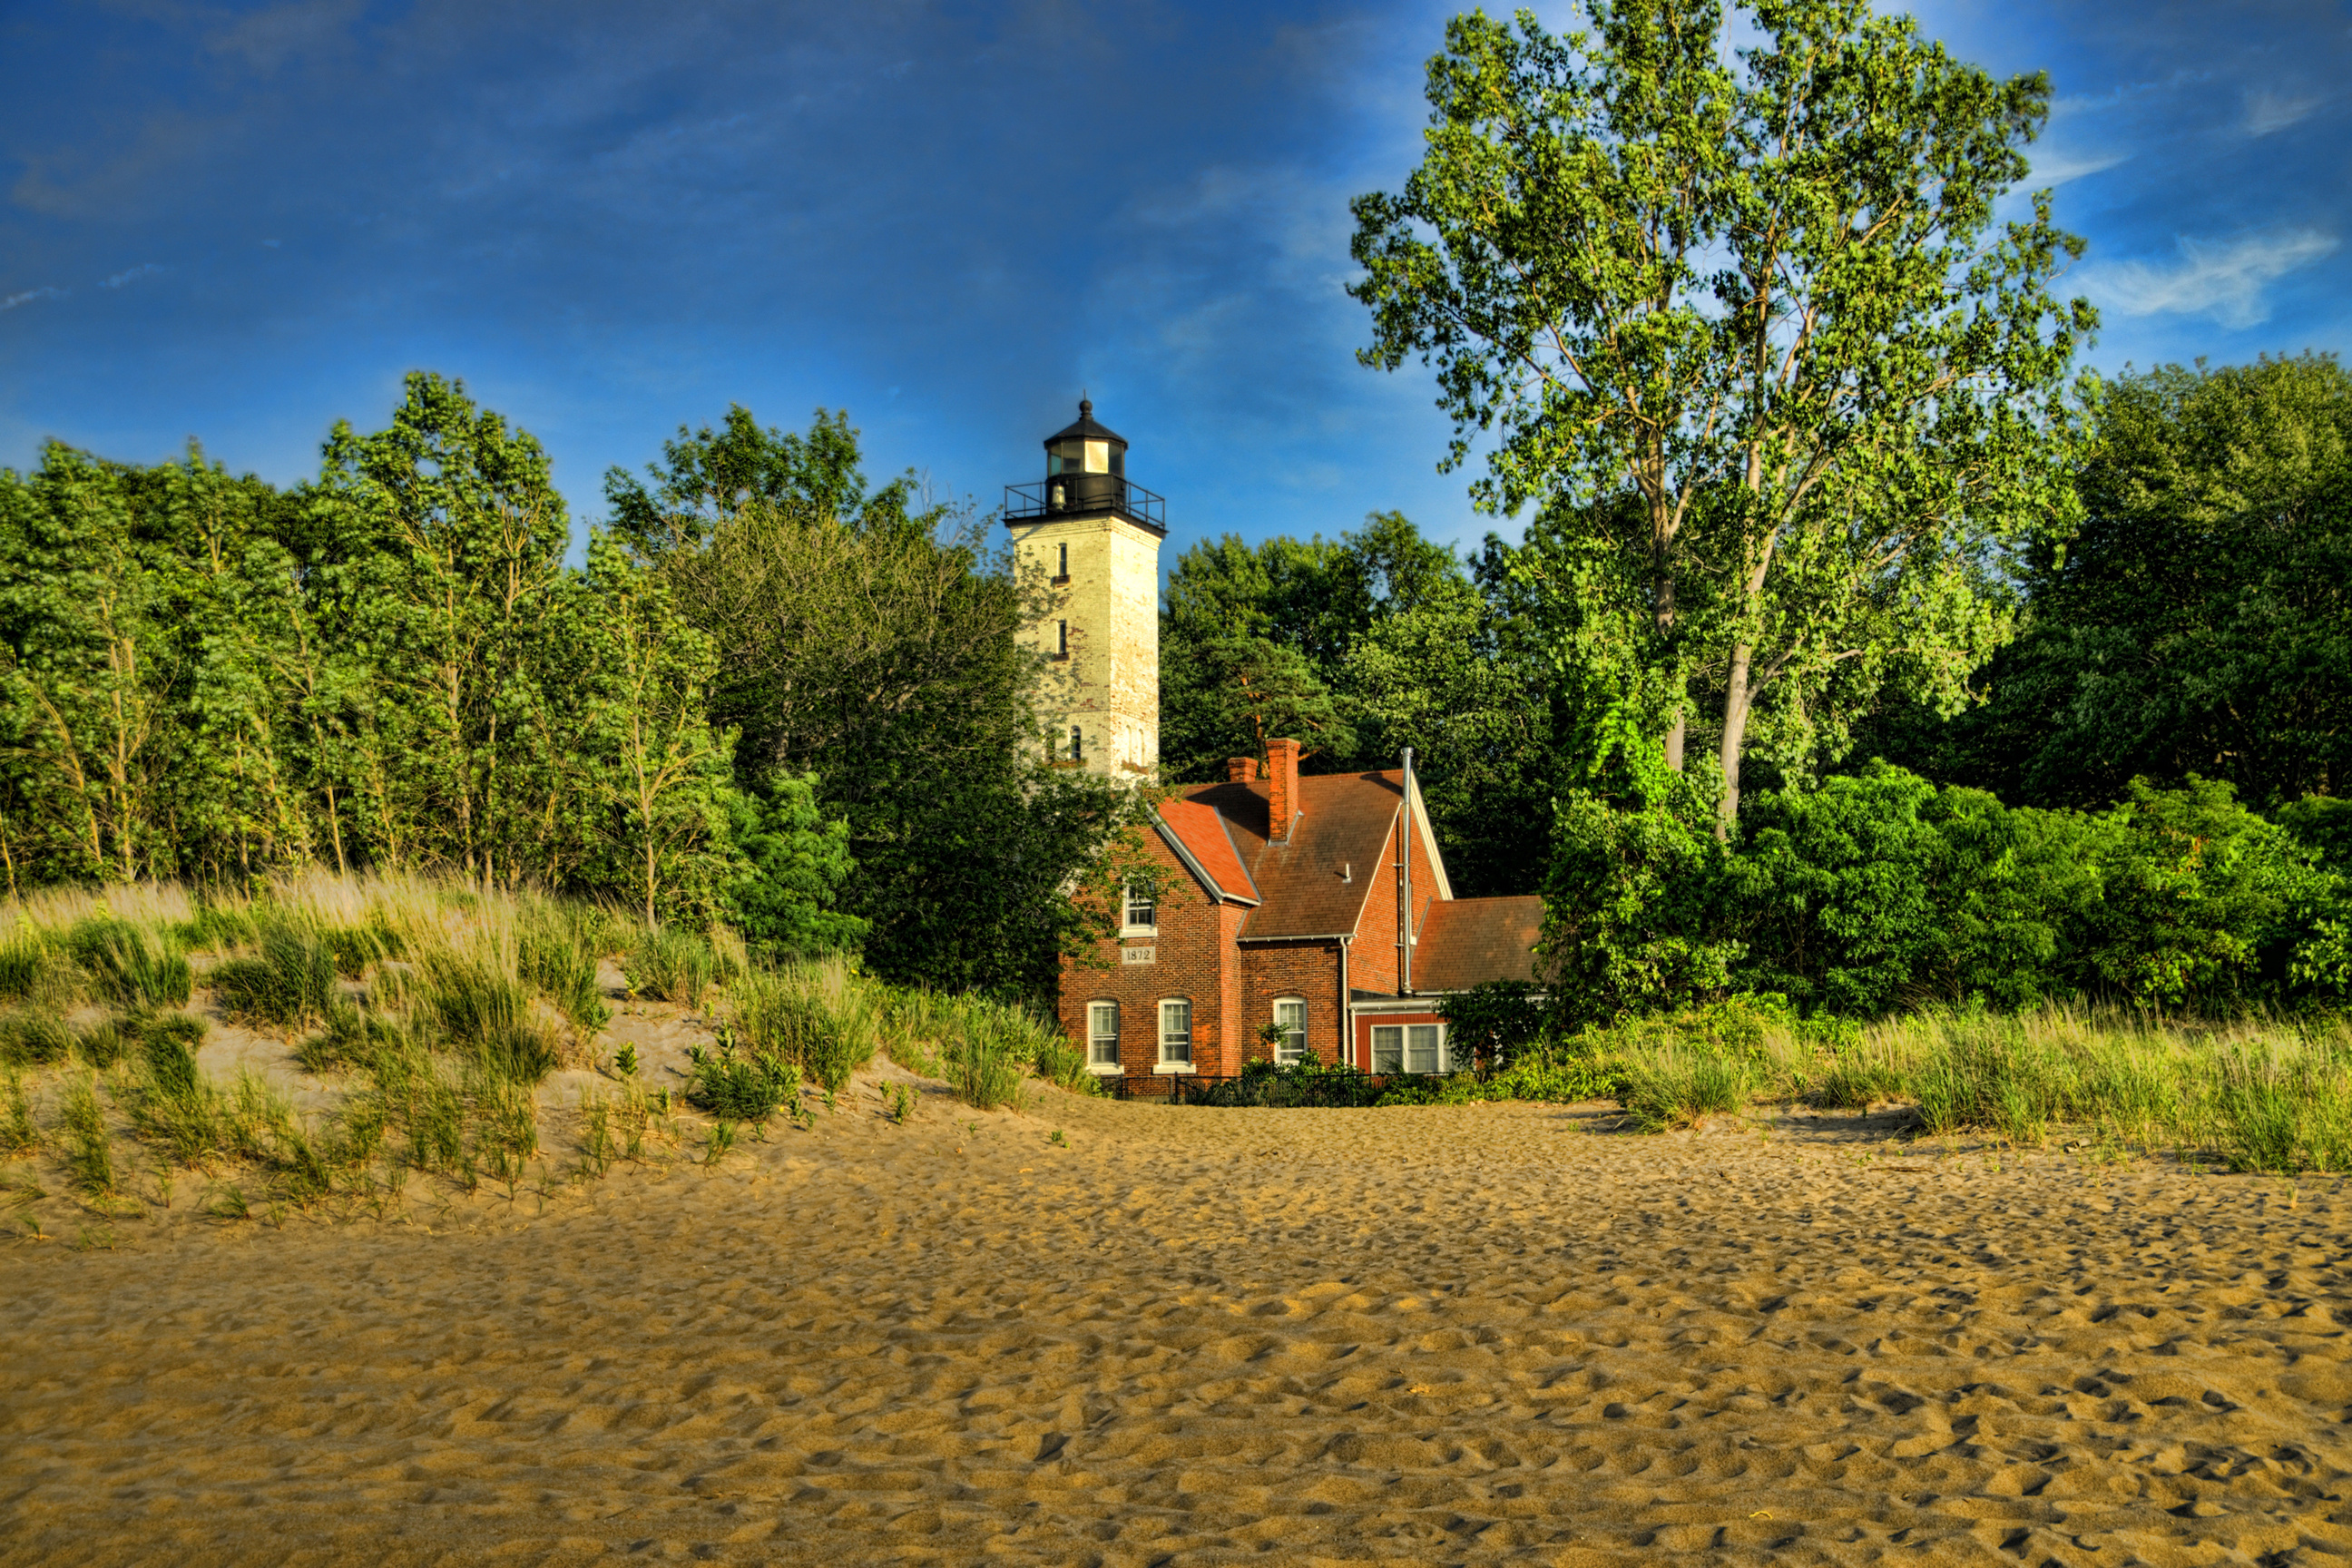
(1567, 999), (2352, 1173)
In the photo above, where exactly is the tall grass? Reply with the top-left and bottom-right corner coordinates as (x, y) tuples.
(728, 956), (878, 1092)
(624, 926), (717, 1007)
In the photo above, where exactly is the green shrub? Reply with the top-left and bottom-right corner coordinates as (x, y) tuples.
(322, 922), (401, 979)
(625, 927), (716, 1008)
(177, 905), (260, 954)
(684, 1050), (802, 1122)
(58, 1073), (115, 1195)
(0, 1070), (36, 1155)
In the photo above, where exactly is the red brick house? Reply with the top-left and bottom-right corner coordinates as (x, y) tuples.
(1060, 737), (1543, 1081)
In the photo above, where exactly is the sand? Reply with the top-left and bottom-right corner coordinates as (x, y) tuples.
(5, 1082), (2352, 1566)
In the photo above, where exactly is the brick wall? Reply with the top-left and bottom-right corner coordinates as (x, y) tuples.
(1057, 832), (1236, 1076)
(1236, 942), (1343, 1066)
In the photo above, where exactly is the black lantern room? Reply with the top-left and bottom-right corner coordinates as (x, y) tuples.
(1003, 397), (1167, 533)
(1044, 398), (1126, 514)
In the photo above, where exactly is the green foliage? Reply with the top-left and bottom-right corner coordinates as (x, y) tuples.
(683, 1046), (802, 1122)
(1896, 357), (2352, 811)
(722, 771), (867, 957)
(518, 913), (612, 1033)
(1353, 1), (2092, 827)
(1437, 981), (1545, 1072)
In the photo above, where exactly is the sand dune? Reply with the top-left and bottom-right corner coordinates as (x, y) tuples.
(5, 1086), (2351, 1565)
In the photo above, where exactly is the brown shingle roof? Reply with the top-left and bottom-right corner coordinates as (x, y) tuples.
(1413, 896), (1544, 990)
(1163, 770), (1409, 939)
(1156, 797), (1259, 903)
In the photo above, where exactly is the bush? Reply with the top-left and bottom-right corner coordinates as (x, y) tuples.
(684, 1049), (802, 1122)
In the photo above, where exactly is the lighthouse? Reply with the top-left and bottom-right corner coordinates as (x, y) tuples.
(1002, 399), (1165, 778)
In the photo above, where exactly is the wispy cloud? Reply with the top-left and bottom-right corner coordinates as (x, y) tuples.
(2092, 230), (2340, 328)
(1, 286), (65, 312)
(2028, 147), (2132, 187)
(2245, 90), (2324, 137)
(99, 262), (162, 289)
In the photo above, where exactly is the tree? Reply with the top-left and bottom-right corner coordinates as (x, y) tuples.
(1351, 0), (2093, 829)
(312, 371), (579, 883)
(1888, 357), (2352, 810)
(603, 405), (930, 562)
(582, 535), (736, 925)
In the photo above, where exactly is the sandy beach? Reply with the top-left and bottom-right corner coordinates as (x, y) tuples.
(5, 1082), (2350, 1566)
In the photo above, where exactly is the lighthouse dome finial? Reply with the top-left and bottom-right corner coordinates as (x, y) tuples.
(1079, 394), (1092, 418)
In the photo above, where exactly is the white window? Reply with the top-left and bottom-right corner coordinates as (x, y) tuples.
(1122, 883), (1156, 935)
(1273, 997), (1307, 1064)
(1087, 1001), (1121, 1069)
(1406, 1024), (1443, 1074)
(1371, 1024), (1403, 1074)
(1158, 999), (1192, 1065)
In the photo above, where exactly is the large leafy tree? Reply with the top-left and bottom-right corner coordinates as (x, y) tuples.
(1351, 0), (2093, 828)
(1888, 356), (2352, 810)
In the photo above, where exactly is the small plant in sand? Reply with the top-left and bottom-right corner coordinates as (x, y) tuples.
(577, 1089), (617, 1175)
(703, 1120), (737, 1165)
(0, 1068), (38, 1155)
(611, 1041), (641, 1078)
(884, 1082), (915, 1124)
(1049, 1128), (1066, 1147)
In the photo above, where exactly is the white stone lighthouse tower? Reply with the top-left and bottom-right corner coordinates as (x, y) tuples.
(1004, 398), (1163, 777)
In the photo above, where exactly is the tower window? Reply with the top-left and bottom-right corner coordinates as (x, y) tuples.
(1056, 542), (1068, 579)
(1070, 726), (1083, 761)
(1057, 619), (1068, 657)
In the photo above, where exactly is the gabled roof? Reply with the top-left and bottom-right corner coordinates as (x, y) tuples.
(1155, 769), (1455, 940)
(1154, 797), (1259, 905)
(1414, 897), (1544, 991)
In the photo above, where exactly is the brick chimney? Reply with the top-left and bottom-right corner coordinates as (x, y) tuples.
(1266, 739), (1300, 841)
(1226, 756), (1259, 782)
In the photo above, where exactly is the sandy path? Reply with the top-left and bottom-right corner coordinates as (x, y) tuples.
(5, 1092), (2351, 1565)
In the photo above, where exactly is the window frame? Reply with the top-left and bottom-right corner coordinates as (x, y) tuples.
(1272, 996), (1308, 1064)
(1370, 1024), (1403, 1075)
(1157, 998), (1193, 1069)
(1120, 882), (1158, 938)
(1086, 1000), (1122, 1073)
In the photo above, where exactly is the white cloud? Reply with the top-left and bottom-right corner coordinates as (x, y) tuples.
(2245, 90), (2324, 137)
(2027, 147), (2132, 187)
(1, 286), (64, 312)
(2092, 230), (2340, 328)
(99, 262), (162, 289)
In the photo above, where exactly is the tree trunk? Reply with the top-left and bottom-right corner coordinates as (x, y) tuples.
(1716, 642), (1754, 839)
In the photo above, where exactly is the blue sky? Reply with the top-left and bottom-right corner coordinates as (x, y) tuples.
(5, 1), (2348, 561)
